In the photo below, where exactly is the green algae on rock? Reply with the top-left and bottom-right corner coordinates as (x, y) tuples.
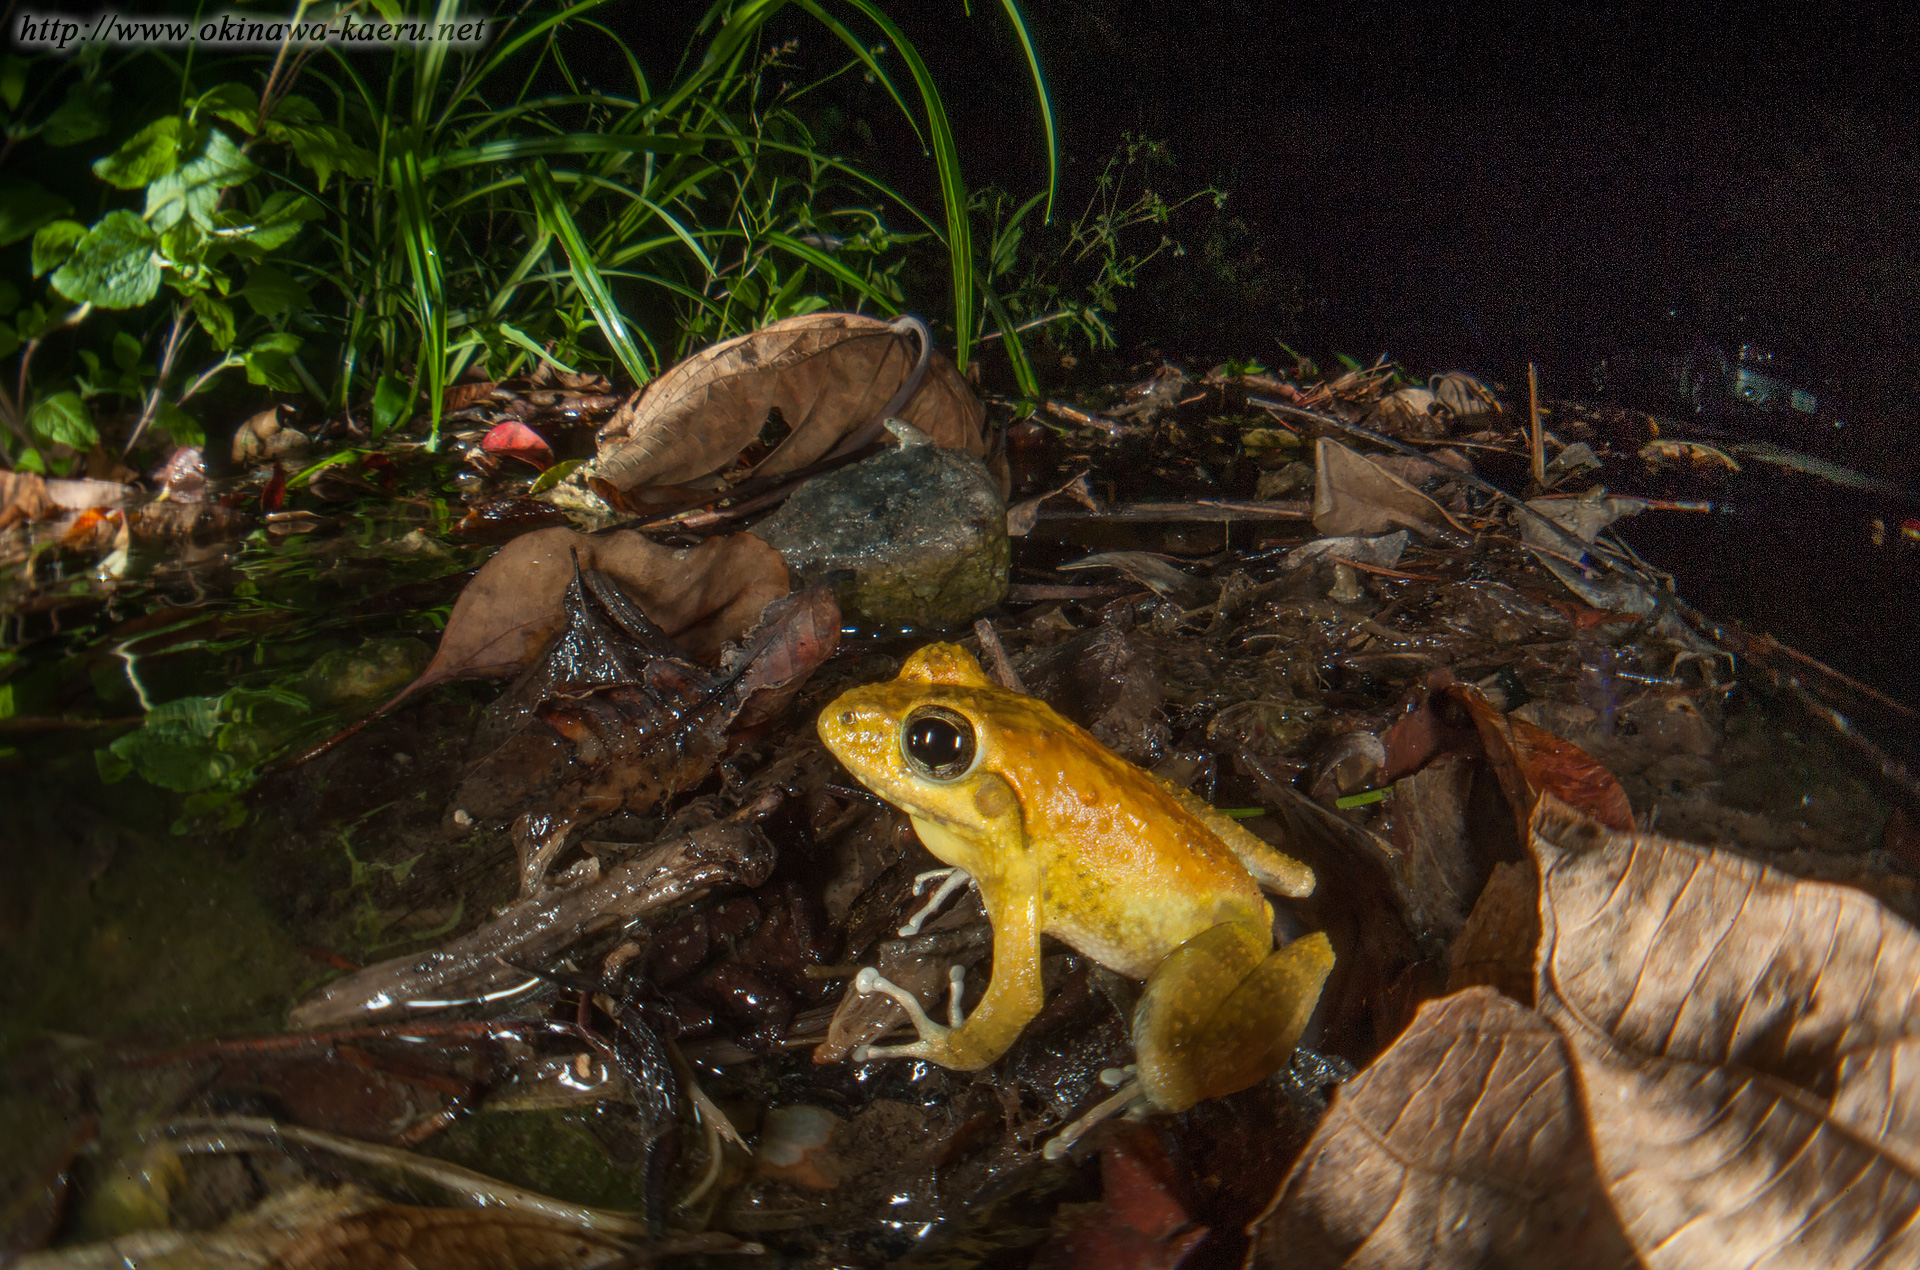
(750, 436), (1008, 629)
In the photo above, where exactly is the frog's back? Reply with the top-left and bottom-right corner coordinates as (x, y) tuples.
(992, 712), (1271, 978)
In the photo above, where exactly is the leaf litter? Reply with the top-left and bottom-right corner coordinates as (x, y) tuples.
(4, 323), (1918, 1267)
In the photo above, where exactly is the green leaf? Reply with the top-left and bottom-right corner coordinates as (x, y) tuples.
(0, 180), (73, 247)
(32, 219), (86, 276)
(111, 330), (142, 370)
(14, 447), (45, 473)
(159, 217), (209, 280)
(194, 82), (259, 135)
(156, 400), (203, 447)
(241, 264), (309, 318)
(29, 391), (97, 449)
(190, 293), (236, 349)
(370, 373), (410, 438)
(243, 331), (302, 390)
(109, 695), (234, 792)
(0, 56), (27, 111)
(50, 210), (161, 308)
(0, 326), (18, 361)
(267, 116), (376, 192)
(93, 116), (185, 189)
(0, 279), (18, 317)
(95, 747), (133, 785)
(145, 126), (256, 231)
(43, 79), (112, 147)
(217, 190), (319, 251)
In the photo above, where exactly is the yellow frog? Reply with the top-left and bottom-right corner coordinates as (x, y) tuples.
(816, 643), (1334, 1113)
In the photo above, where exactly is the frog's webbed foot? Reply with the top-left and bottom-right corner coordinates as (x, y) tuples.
(850, 964), (968, 1062)
(898, 868), (975, 937)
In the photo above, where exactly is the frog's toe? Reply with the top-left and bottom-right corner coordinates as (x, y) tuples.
(854, 966), (955, 1049)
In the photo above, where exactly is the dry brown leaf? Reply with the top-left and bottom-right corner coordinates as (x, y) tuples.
(1528, 797), (1920, 1266)
(428, 526), (785, 677)
(1007, 470), (1096, 537)
(0, 469), (53, 529)
(1311, 438), (1470, 543)
(1250, 988), (1638, 1269)
(272, 1206), (631, 1270)
(589, 312), (985, 496)
(372, 528), (785, 720)
(1259, 796), (1920, 1268)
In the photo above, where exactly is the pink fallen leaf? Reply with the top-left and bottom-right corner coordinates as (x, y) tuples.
(480, 419), (555, 470)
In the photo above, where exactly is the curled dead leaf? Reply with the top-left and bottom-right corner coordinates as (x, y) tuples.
(589, 312), (985, 498)
(1312, 437), (1470, 544)
(273, 1205), (632, 1269)
(1453, 683), (1634, 832)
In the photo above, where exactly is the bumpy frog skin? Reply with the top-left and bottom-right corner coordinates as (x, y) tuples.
(817, 643), (1334, 1112)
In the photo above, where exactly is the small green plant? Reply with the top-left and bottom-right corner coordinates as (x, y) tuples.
(0, 0), (1058, 467)
(972, 132), (1224, 392)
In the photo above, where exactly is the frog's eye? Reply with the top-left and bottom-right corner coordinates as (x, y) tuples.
(901, 706), (977, 781)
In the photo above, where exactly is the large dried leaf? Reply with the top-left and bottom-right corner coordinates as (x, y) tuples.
(412, 527), (785, 692)
(589, 312), (985, 496)
(1250, 988), (1637, 1269)
(1257, 797), (1920, 1268)
(1312, 438), (1469, 542)
(1528, 798), (1920, 1266)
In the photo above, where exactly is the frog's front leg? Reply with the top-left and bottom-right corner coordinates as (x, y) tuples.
(853, 886), (1043, 1071)
(1132, 922), (1334, 1111)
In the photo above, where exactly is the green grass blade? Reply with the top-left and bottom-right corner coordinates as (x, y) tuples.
(424, 133), (701, 175)
(792, 1), (927, 152)
(834, 0), (973, 368)
(525, 159), (653, 385)
(994, 0), (1057, 221)
(765, 231), (902, 312)
(647, 0), (791, 124)
(389, 149), (446, 446)
(979, 281), (1040, 399)
(412, 0), (465, 127)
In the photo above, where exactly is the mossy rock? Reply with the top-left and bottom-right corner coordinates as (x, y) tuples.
(753, 442), (1008, 628)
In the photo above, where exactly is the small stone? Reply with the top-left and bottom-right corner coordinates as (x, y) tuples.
(299, 638), (432, 709)
(752, 442), (1008, 627)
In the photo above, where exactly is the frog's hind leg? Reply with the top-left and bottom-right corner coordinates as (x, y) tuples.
(1132, 924), (1334, 1112)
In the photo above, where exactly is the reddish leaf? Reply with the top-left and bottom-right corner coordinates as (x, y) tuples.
(58, 506), (123, 551)
(1047, 1130), (1209, 1270)
(263, 461), (288, 512)
(1452, 685), (1635, 832)
(480, 419), (555, 470)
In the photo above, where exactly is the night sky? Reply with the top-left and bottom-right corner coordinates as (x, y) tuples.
(892, 2), (1920, 439)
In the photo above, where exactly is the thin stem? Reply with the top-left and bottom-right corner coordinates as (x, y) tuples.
(123, 307), (190, 456)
